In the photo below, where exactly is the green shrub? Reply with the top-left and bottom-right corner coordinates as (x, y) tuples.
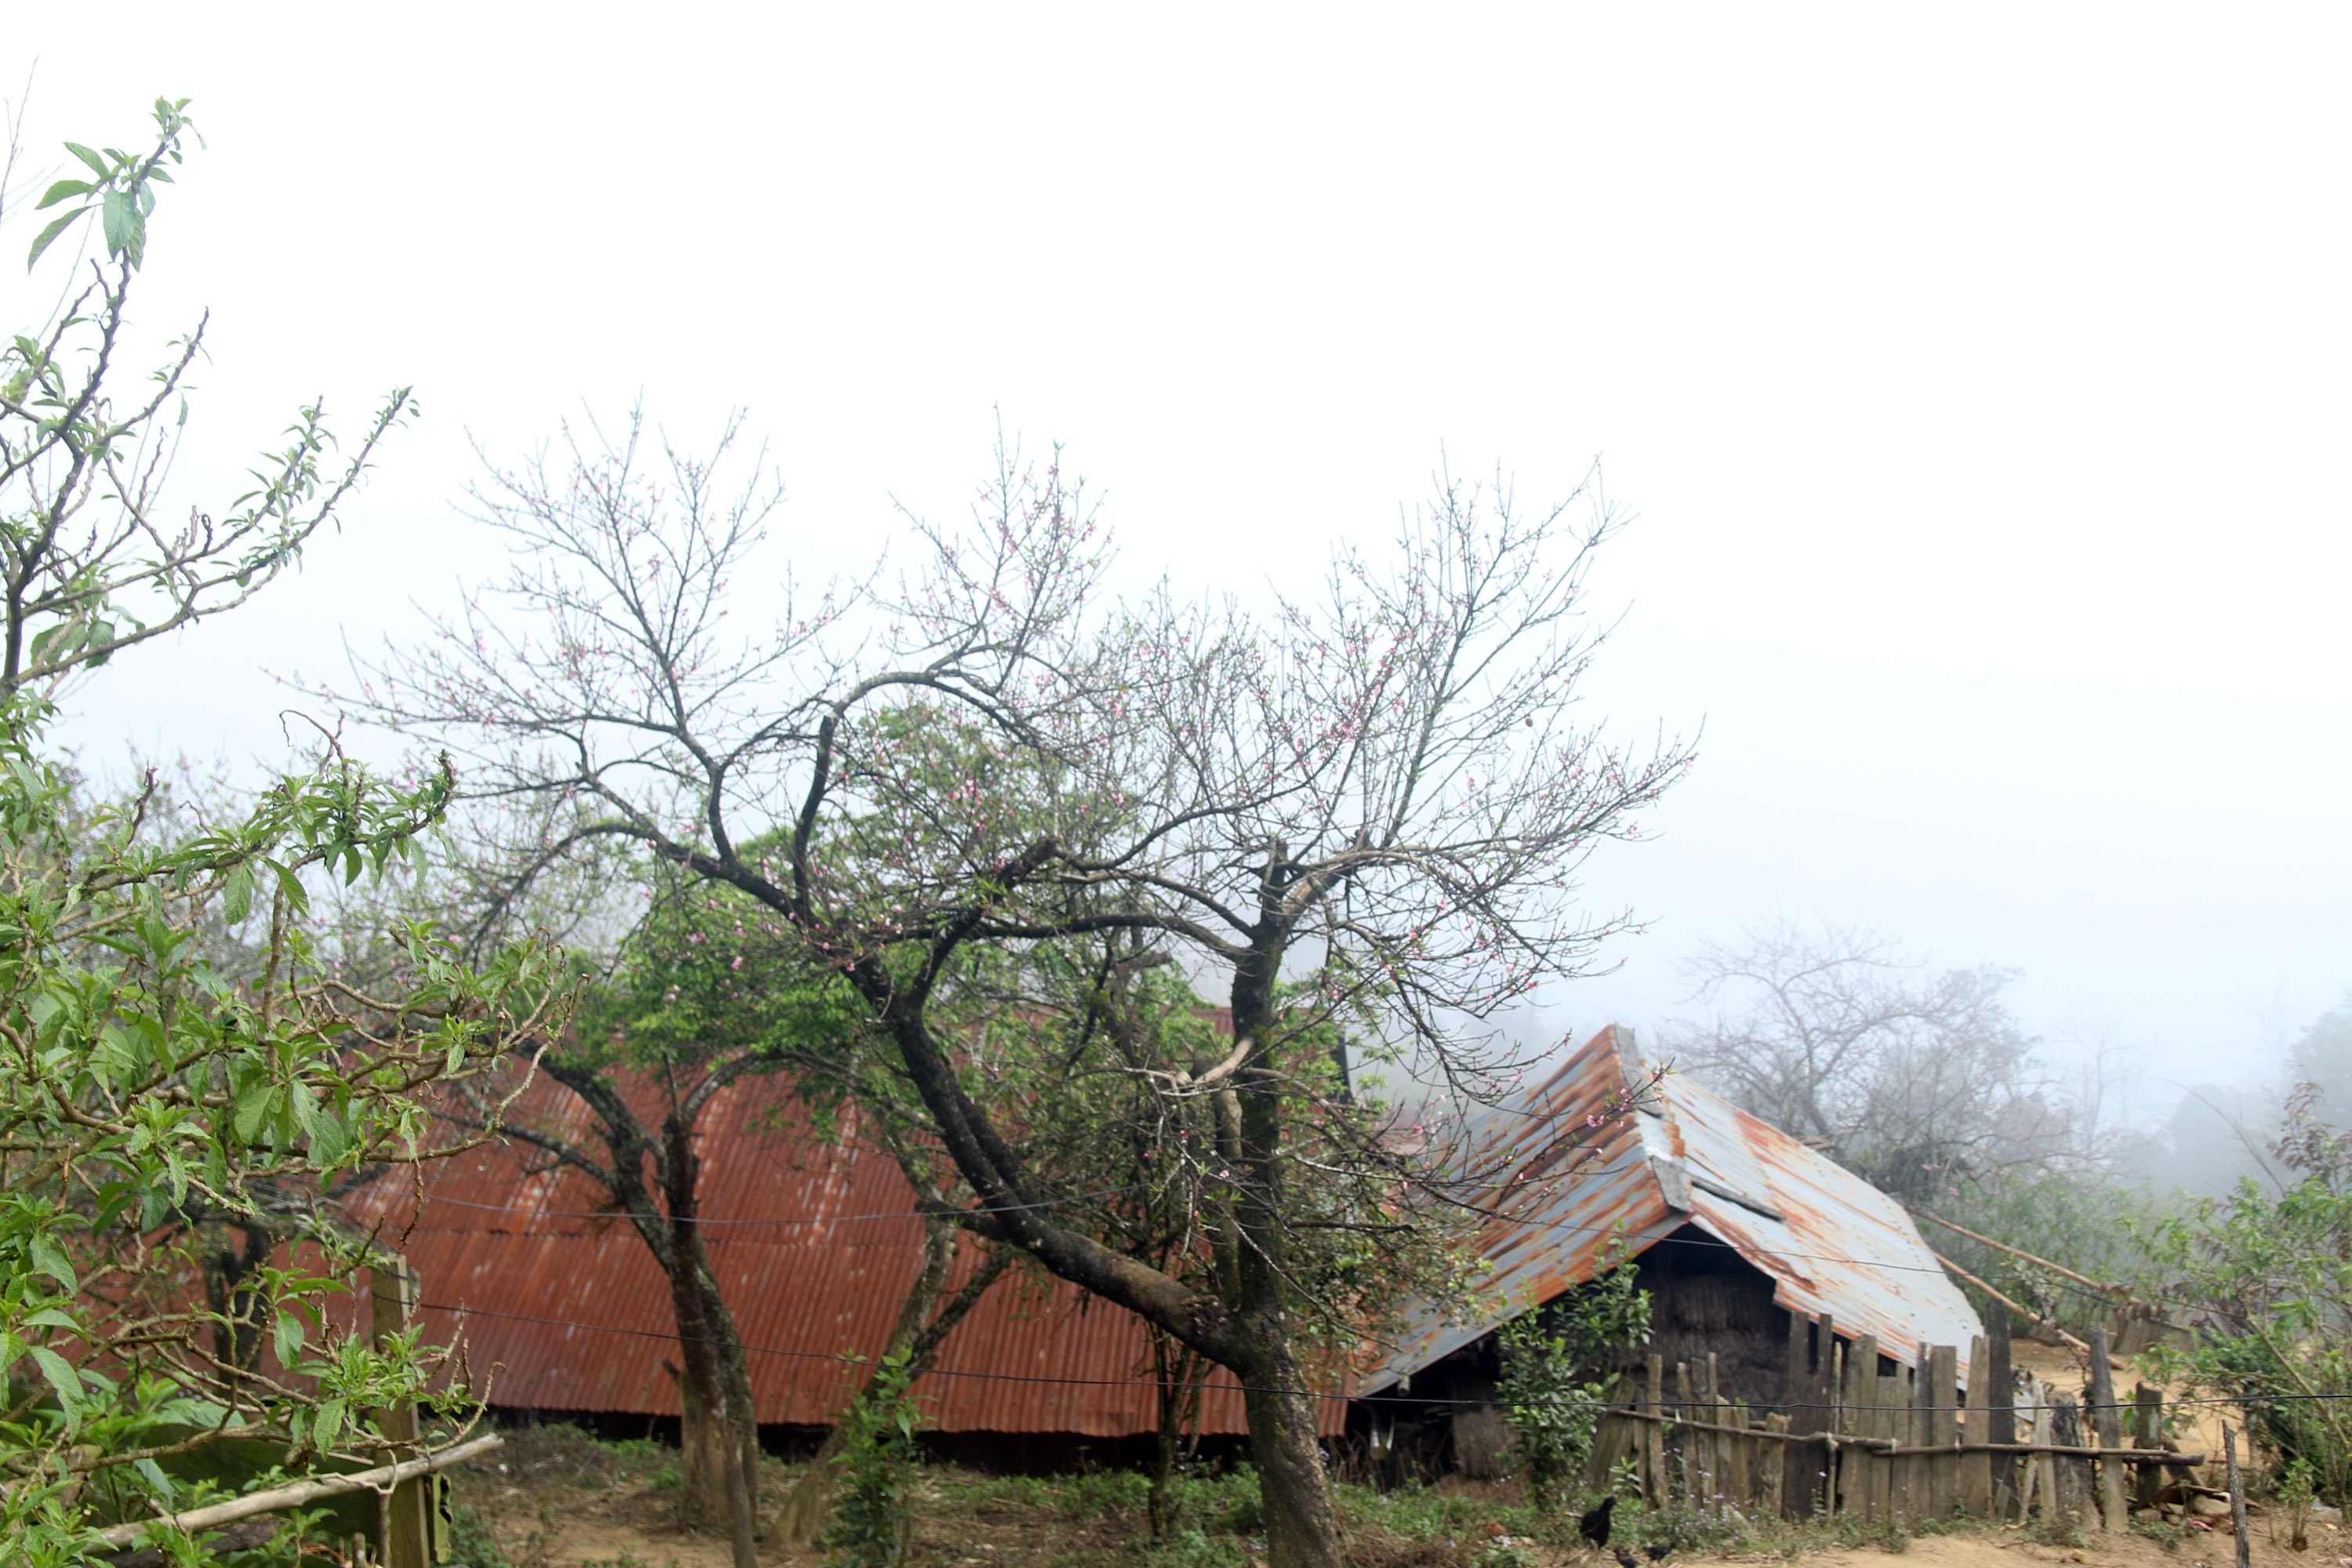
(822, 1351), (924, 1568)
(1495, 1236), (1650, 1512)
(446, 1501), (514, 1568)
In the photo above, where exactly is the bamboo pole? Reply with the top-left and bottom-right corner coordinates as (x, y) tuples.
(1929, 1247), (2098, 1359)
(1911, 1210), (2128, 1300)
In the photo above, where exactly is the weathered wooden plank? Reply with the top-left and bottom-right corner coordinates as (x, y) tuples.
(1842, 1333), (1878, 1521)
(1987, 1308), (2017, 1519)
(2132, 1384), (2165, 1512)
(1707, 1352), (1730, 1512)
(1762, 1411), (1789, 1519)
(2087, 1327), (2125, 1531)
(1875, 1371), (1902, 1523)
(1730, 1399), (1751, 1508)
(1783, 1312), (1830, 1519)
(1928, 1344), (1960, 1520)
(1960, 1335), (1993, 1518)
(2052, 1392), (2092, 1528)
(1678, 1359), (1700, 1506)
(1646, 1354), (1667, 1504)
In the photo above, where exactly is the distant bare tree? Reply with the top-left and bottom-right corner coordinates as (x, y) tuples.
(1663, 920), (2070, 1203)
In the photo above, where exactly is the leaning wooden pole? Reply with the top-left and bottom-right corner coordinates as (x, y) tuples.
(94, 1435), (503, 1550)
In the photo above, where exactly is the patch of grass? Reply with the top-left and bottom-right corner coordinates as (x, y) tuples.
(1146, 1524), (1252, 1568)
(446, 1500), (514, 1568)
(1334, 1479), (1535, 1544)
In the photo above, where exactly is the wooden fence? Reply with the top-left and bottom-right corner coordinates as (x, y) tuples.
(1591, 1319), (2202, 1526)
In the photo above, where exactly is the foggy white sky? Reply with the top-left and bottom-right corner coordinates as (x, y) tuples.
(6, 6), (2347, 1107)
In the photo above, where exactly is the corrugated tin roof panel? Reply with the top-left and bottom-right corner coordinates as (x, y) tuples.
(1365, 1025), (1983, 1391)
(343, 1073), (1335, 1437)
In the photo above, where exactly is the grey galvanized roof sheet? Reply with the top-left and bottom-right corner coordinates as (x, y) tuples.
(1365, 1025), (1984, 1391)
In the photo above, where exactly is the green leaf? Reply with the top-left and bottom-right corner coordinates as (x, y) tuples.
(26, 208), (87, 270)
(274, 1310), (306, 1369)
(134, 1457), (175, 1502)
(62, 142), (110, 179)
(27, 1345), (82, 1425)
(100, 187), (137, 260)
(29, 1234), (78, 1292)
(34, 180), (91, 210)
(308, 1102), (350, 1166)
(223, 862), (253, 924)
(271, 860), (311, 917)
(233, 1081), (279, 1142)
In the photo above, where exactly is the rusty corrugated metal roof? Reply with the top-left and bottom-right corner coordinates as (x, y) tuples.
(343, 1073), (1342, 1436)
(1364, 1025), (1984, 1390)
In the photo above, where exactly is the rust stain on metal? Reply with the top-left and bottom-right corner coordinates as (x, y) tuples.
(343, 1075), (1341, 1436)
(1367, 1025), (1984, 1390)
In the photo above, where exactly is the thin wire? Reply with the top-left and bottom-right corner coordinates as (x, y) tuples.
(412, 1297), (2335, 1419)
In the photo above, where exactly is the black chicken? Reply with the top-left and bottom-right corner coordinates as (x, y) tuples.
(1645, 1544), (1675, 1563)
(1613, 1550), (1641, 1568)
(1578, 1495), (1615, 1550)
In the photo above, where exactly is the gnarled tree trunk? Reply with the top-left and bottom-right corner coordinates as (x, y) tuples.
(662, 1114), (759, 1568)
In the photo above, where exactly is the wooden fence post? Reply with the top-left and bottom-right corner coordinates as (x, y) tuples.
(1926, 1344), (1958, 1519)
(2017, 1390), (2042, 1519)
(1842, 1333), (1877, 1522)
(2132, 1384), (2165, 1512)
(1987, 1307), (2016, 1518)
(1762, 1411), (1788, 1519)
(1645, 1355), (1667, 1504)
(1875, 1363), (1902, 1523)
(1783, 1312), (1831, 1519)
(1707, 1353), (1732, 1511)
(371, 1260), (432, 1568)
(2225, 1424), (2251, 1568)
(2051, 1392), (2092, 1529)
(1900, 1350), (1926, 1523)
(1730, 1399), (1751, 1509)
(1960, 1335), (1993, 1517)
(1678, 1360), (1700, 1507)
(2087, 1327), (2125, 1531)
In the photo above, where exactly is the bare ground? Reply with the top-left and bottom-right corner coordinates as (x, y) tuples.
(446, 1423), (2343, 1568)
